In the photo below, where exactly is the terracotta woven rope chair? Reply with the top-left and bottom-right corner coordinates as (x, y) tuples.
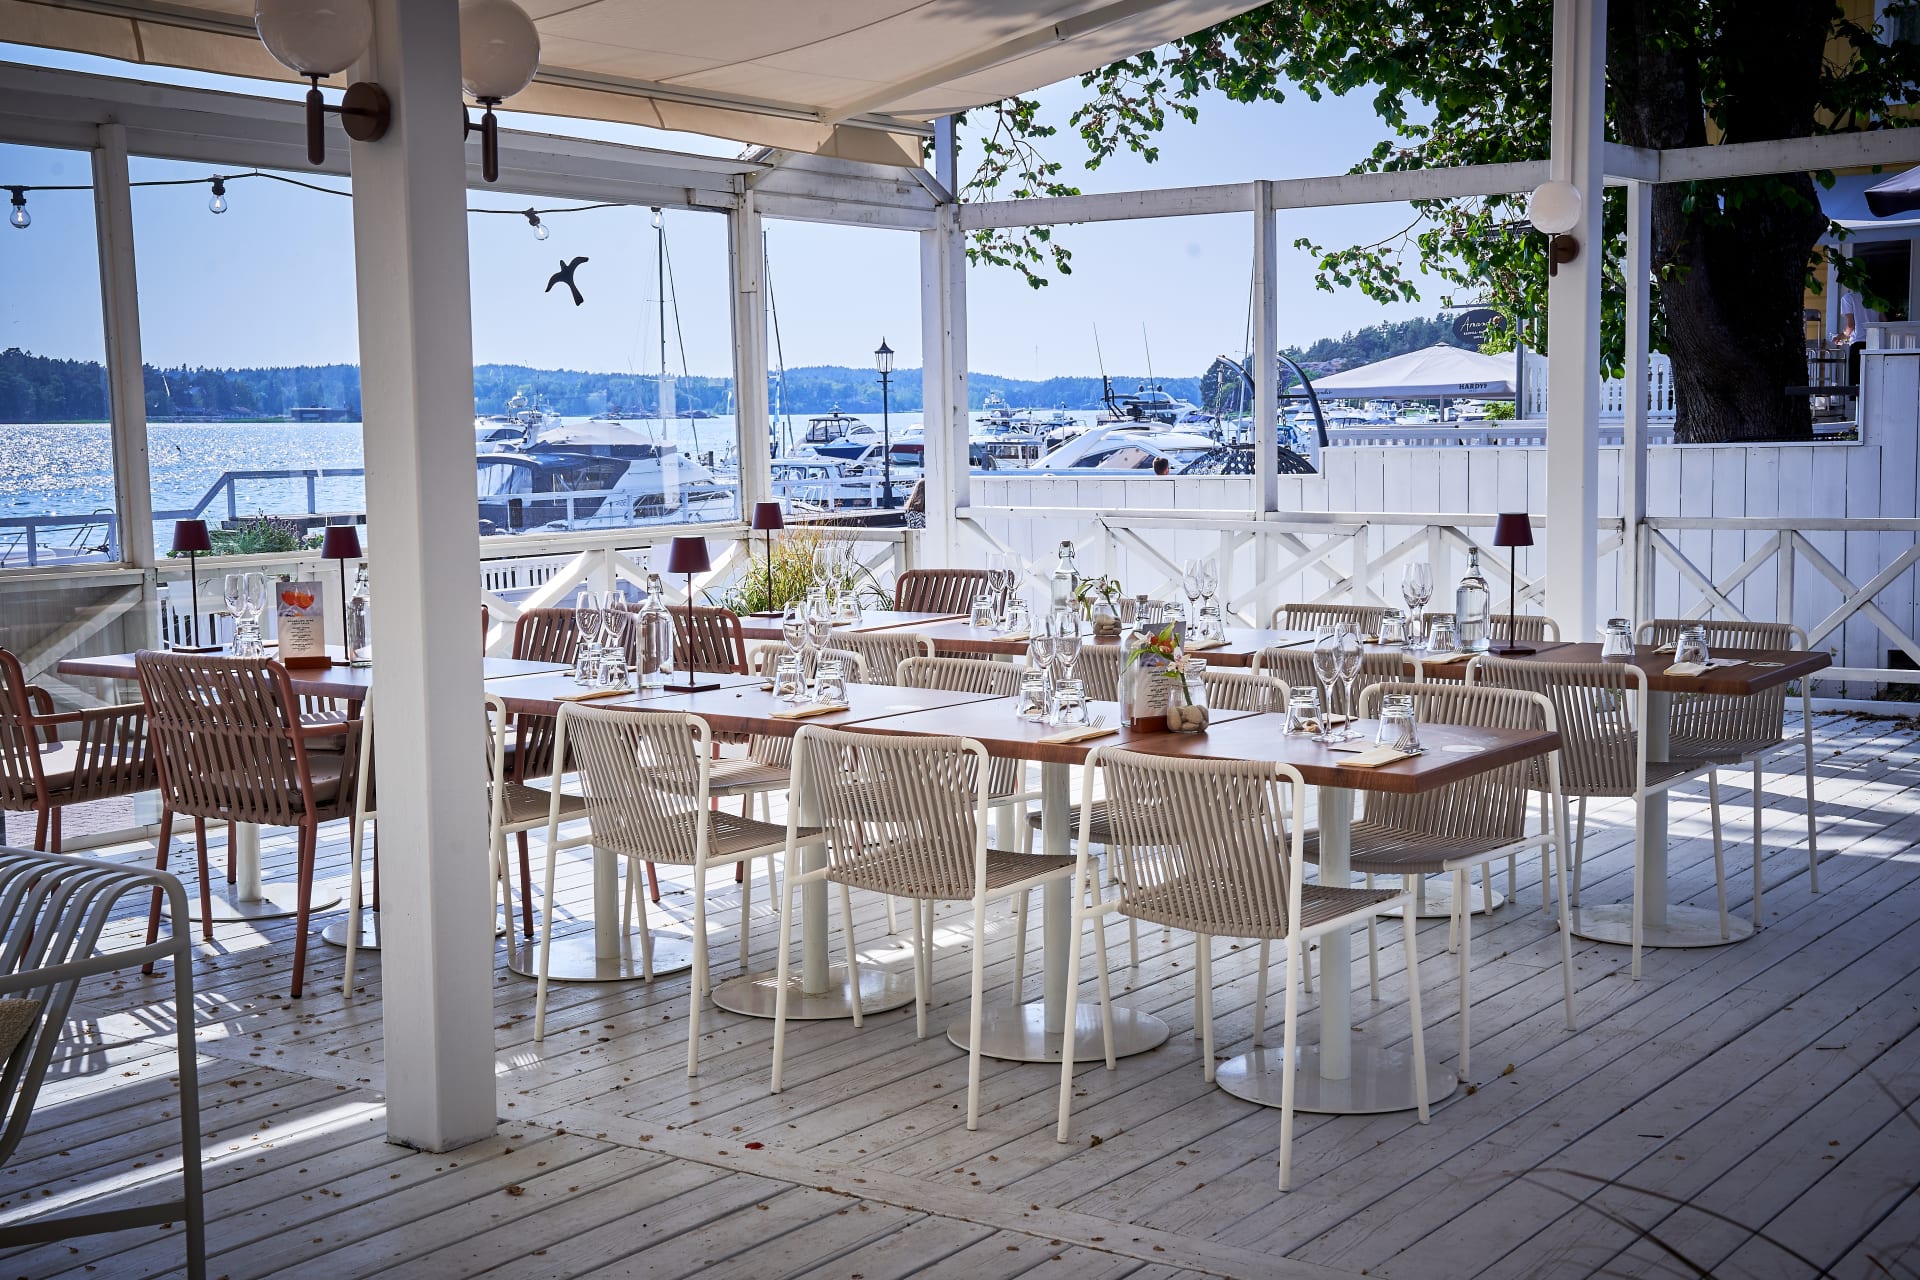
(0, 648), (157, 854)
(135, 652), (361, 998)
(893, 568), (992, 615)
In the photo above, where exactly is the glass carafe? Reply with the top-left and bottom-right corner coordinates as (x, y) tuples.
(1455, 548), (1492, 653)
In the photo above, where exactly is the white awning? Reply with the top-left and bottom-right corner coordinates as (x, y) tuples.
(2, 0), (1260, 165)
(1307, 343), (1518, 399)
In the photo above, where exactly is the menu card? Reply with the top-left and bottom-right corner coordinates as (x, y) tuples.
(277, 580), (328, 666)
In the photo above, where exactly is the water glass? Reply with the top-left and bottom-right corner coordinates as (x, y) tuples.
(1674, 624), (1711, 668)
(1285, 689), (1324, 736)
(1375, 692), (1420, 752)
(814, 659), (849, 706)
(1378, 609), (1407, 646)
(1600, 617), (1636, 659)
(1004, 597), (1031, 636)
(969, 594), (997, 629)
(1051, 678), (1088, 727)
(598, 648), (630, 690)
(1426, 618), (1459, 655)
(1018, 670), (1050, 720)
(772, 655), (806, 702)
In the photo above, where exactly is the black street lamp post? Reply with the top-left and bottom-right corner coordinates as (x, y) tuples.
(875, 337), (894, 509)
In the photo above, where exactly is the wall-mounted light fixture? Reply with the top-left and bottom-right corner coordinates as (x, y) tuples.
(253, 0), (391, 167)
(460, 0), (541, 184)
(1527, 180), (1582, 278)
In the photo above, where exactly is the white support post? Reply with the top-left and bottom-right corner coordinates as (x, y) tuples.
(350, 0), (496, 1153)
(1252, 181), (1280, 516)
(92, 123), (153, 573)
(729, 188), (772, 520)
(1543, 0), (1607, 639)
(921, 116), (969, 566)
(1622, 179), (1651, 626)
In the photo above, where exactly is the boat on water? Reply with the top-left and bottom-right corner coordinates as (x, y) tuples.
(1031, 421), (1219, 472)
(972, 394), (1046, 468)
(476, 417), (728, 534)
(1096, 381), (1202, 426)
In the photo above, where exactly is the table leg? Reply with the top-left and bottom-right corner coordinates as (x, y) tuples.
(507, 844), (693, 981)
(191, 820), (341, 924)
(711, 782), (915, 1019)
(949, 761), (1169, 1063)
(1570, 689), (1752, 948)
(1216, 785), (1455, 1114)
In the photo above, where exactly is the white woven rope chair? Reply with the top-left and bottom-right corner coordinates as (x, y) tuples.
(830, 632), (933, 687)
(1340, 681), (1575, 1079)
(1269, 602), (1389, 633)
(1639, 617), (1819, 921)
(1423, 611), (1562, 644)
(1253, 645), (1403, 711)
(1069, 644), (1124, 702)
(535, 706), (821, 1075)
(1469, 655), (1726, 978)
(1055, 747), (1427, 1191)
(770, 724), (1075, 1128)
(1205, 666), (1289, 713)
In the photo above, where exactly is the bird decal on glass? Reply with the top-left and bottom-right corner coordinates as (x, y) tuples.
(546, 256), (589, 306)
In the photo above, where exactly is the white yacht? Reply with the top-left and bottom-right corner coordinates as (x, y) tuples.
(1031, 421), (1219, 472)
(477, 418), (728, 533)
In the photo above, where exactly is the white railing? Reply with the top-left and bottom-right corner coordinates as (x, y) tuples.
(1519, 351), (1679, 420)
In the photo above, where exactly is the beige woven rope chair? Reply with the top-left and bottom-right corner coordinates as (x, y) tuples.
(1423, 611), (1562, 644)
(0, 647), (157, 854)
(830, 632), (933, 686)
(1269, 602), (1389, 633)
(535, 706), (819, 1075)
(1639, 618), (1818, 922)
(726, 643), (868, 809)
(1469, 655), (1726, 979)
(1069, 644), (1124, 702)
(135, 652), (360, 998)
(1254, 644), (1402, 713)
(1055, 747), (1428, 1191)
(1118, 597), (1176, 627)
(770, 724), (1074, 1128)
(1206, 667), (1288, 713)
(1339, 681), (1574, 1078)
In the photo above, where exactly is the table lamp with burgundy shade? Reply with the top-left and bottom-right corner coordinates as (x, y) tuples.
(320, 524), (362, 665)
(750, 501), (785, 616)
(665, 535), (719, 692)
(169, 519), (220, 652)
(1492, 512), (1535, 655)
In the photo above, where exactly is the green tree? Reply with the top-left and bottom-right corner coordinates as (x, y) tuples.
(955, 0), (1920, 443)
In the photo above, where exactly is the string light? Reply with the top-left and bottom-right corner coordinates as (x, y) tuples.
(651, 206), (663, 229)
(0, 168), (627, 232)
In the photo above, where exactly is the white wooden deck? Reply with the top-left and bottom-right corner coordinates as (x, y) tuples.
(4, 709), (1918, 1280)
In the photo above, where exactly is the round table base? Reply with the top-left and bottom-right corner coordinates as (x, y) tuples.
(711, 965), (917, 1020)
(1382, 876), (1505, 919)
(320, 911), (380, 950)
(1569, 903), (1753, 949)
(1217, 1040), (1458, 1115)
(503, 930), (695, 981)
(946, 1000), (1170, 1064)
(189, 881), (342, 924)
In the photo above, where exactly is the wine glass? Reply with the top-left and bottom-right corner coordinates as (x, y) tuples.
(1199, 556), (1220, 617)
(1401, 562), (1434, 642)
(1051, 608), (1083, 686)
(1027, 628), (1057, 697)
(805, 596), (834, 655)
(1337, 624), (1365, 741)
(781, 601), (806, 656)
(1181, 558), (1204, 625)
(222, 573), (246, 649)
(1311, 626), (1341, 741)
(575, 590), (605, 683)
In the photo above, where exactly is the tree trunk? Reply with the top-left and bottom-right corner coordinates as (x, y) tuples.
(1610, 0), (1834, 443)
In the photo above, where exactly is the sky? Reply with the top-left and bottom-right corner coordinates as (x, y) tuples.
(0, 40), (1442, 384)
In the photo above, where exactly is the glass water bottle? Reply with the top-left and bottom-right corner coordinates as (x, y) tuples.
(346, 563), (373, 667)
(1455, 548), (1492, 653)
(1051, 540), (1079, 608)
(636, 572), (674, 688)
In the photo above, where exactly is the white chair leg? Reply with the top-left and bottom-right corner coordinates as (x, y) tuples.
(887, 895), (899, 934)
(1631, 794), (1647, 980)
(1802, 693), (1819, 893)
(1752, 759), (1765, 929)
(1552, 814), (1576, 1031)
(913, 898), (932, 1039)
(1254, 938), (1271, 1046)
(1481, 861), (1493, 915)
(344, 805), (368, 991)
(1364, 873), (1379, 1002)
(1507, 851), (1518, 904)
(1572, 795), (1589, 907)
(533, 834), (562, 1042)
(965, 895), (989, 1131)
(1056, 890), (1088, 1142)
(840, 881), (863, 1028)
(1302, 938), (1314, 995)
(1707, 772), (1728, 940)
(1278, 933), (1302, 1192)
(688, 860), (709, 1077)
(769, 865), (798, 1094)
(1196, 933), (1215, 1083)
(1538, 792), (1551, 908)
(1012, 887), (1030, 1005)
(739, 857), (753, 976)
(1403, 905), (1430, 1125)
(1454, 868), (1471, 1082)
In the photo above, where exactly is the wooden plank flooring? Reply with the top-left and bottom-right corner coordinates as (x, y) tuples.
(3, 711), (1918, 1279)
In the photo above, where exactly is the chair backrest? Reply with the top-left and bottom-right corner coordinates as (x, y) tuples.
(1253, 645), (1402, 702)
(1469, 655), (1643, 796)
(672, 605), (749, 674)
(1205, 667), (1287, 713)
(1424, 611), (1561, 643)
(512, 608), (581, 664)
(752, 644), (867, 682)
(1638, 617), (1798, 746)
(1356, 681), (1547, 840)
(894, 568), (991, 615)
(1118, 598), (1174, 626)
(1091, 747), (1307, 940)
(555, 705), (711, 865)
(894, 656), (1023, 797)
(793, 724), (989, 900)
(135, 652), (349, 826)
(1071, 645), (1125, 702)
(1270, 602), (1388, 632)
(0, 650), (52, 809)
(830, 632), (933, 686)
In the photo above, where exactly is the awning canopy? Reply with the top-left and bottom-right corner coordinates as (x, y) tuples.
(1307, 343), (1518, 400)
(1864, 167), (1920, 219)
(1819, 169), (1920, 233)
(2, 0), (1261, 166)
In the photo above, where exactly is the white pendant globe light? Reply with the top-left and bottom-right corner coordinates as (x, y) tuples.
(253, 0), (388, 166)
(461, 0), (540, 183)
(1526, 180), (1582, 235)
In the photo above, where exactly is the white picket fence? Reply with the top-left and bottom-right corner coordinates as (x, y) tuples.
(1518, 351), (1677, 420)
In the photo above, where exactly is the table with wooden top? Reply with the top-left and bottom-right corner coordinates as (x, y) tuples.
(735, 611), (968, 644)
(55, 649), (574, 924)
(1509, 641), (1831, 950)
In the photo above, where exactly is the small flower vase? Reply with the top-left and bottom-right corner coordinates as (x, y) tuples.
(1164, 678), (1210, 733)
(1089, 597), (1121, 638)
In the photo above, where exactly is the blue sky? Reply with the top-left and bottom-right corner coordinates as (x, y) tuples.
(1, 41), (1440, 383)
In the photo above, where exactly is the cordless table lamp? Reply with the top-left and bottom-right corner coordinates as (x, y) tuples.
(664, 536), (719, 692)
(1491, 513), (1536, 655)
(320, 523), (363, 667)
(750, 501), (785, 617)
(169, 519), (220, 652)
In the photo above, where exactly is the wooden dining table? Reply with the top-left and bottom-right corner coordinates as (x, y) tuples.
(56, 649), (573, 924)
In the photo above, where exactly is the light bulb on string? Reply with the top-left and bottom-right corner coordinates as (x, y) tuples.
(523, 208), (547, 240)
(651, 207), (663, 230)
(7, 188), (27, 230)
(207, 177), (228, 215)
